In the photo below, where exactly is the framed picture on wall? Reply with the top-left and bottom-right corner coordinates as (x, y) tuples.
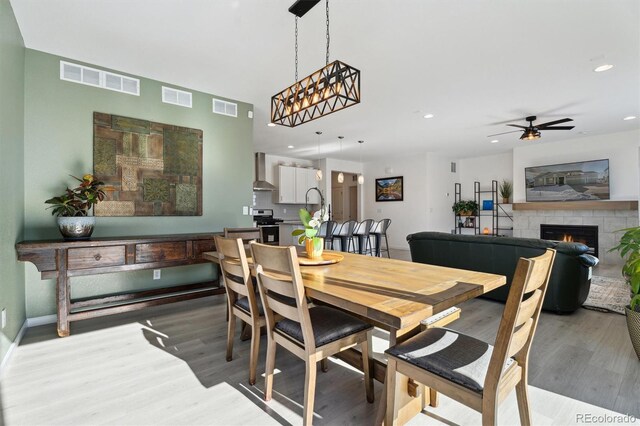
(375, 176), (404, 202)
(525, 159), (610, 202)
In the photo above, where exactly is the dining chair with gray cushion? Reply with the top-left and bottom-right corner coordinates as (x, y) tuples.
(250, 242), (374, 426)
(384, 249), (556, 426)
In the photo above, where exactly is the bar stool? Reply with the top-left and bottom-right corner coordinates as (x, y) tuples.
(371, 219), (391, 258)
(317, 220), (337, 249)
(353, 219), (374, 255)
(332, 220), (356, 252)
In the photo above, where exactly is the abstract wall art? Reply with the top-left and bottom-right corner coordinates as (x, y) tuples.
(93, 112), (203, 216)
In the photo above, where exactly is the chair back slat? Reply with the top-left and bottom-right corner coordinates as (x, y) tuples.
(224, 227), (262, 245)
(484, 249), (555, 392)
(514, 289), (541, 328)
(251, 243), (317, 352)
(508, 318), (534, 358)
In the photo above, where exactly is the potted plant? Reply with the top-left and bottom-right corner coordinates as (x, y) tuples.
(45, 174), (106, 240)
(452, 200), (479, 217)
(610, 227), (640, 359)
(292, 208), (327, 258)
(499, 179), (513, 204)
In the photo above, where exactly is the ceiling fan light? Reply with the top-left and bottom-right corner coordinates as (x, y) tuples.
(337, 172), (344, 183)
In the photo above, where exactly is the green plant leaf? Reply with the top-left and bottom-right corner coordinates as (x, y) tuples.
(298, 209), (312, 226)
(630, 295), (640, 311)
(292, 229), (305, 236)
(298, 235), (306, 244)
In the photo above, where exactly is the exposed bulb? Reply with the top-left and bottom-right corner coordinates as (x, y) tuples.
(357, 174), (364, 185)
(337, 172), (344, 183)
(316, 169), (323, 181)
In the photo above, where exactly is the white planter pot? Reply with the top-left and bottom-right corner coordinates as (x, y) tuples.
(57, 216), (96, 240)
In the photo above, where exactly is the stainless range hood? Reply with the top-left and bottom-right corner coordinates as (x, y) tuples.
(253, 152), (277, 191)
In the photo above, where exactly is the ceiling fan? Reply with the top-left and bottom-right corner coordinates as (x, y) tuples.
(488, 115), (575, 140)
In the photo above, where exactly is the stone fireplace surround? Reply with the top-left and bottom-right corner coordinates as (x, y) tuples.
(513, 207), (638, 267)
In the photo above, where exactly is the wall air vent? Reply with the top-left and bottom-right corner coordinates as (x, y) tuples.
(212, 98), (238, 117)
(59, 60), (139, 96)
(451, 162), (457, 173)
(162, 86), (193, 108)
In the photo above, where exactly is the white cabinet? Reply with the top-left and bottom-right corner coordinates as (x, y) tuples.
(275, 165), (321, 204)
(275, 165), (297, 203)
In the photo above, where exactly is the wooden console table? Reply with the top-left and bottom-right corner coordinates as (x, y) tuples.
(16, 233), (223, 337)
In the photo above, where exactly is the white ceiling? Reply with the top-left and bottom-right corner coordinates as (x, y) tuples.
(11, 0), (640, 162)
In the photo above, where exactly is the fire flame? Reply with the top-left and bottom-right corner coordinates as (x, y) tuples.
(562, 234), (574, 242)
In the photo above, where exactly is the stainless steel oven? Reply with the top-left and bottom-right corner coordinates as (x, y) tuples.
(253, 209), (283, 246)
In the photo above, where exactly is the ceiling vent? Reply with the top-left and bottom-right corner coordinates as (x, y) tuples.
(213, 98), (238, 117)
(162, 86), (192, 108)
(59, 60), (139, 96)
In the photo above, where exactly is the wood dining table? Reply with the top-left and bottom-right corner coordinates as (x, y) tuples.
(203, 249), (506, 423)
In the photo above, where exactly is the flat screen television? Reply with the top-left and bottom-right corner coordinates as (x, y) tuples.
(525, 159), (610, 202)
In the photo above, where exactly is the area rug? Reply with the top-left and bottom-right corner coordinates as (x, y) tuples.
(583, 275), (630, 315)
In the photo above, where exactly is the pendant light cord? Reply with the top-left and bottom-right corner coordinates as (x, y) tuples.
(325, 0), (330, 65)
(294, 16), (299, 81)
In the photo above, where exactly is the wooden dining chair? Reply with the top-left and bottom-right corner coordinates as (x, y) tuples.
(250, 242), (375, 425)
(214, 235), (265, 385)
(384, 249), (556, 426)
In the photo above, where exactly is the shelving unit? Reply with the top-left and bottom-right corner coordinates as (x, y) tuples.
(453, 183), (479, 234)
(453, 181), (513, 236)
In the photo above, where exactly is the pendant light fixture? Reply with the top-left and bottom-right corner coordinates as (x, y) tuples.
(357, 140), (364, 185)
(337, 136), (344, 183)
(271, 0), (361, 127)
(315, 131), (323, 181)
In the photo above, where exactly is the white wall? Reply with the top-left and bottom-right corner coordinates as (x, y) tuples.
(458, 152), (514, 199)
(512, 129), (640, 202)
(362, 152), (458, 249)
(318, 157), (364, 215)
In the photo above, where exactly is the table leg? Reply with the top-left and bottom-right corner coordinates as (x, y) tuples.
(55, 249), (70, 337)
(375, 325), (428, 425)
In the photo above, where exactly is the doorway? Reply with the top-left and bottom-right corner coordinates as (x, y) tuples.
(331, 171), (359, 222)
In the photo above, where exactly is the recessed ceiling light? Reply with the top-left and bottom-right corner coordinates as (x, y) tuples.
(287, 145), (294, 149)
(423, 113), (434, 119)
(267, 122), (276, 127)
(490, 139), (499, 144)
(593, 64), (614, 72)
(579, 131), (590, 134)
(623, 116), (637, 121)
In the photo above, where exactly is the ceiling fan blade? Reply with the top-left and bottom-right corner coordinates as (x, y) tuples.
(537, 118), (573, 128)
(487, 130), (522, 137)
(540, 126), (575, 130)
(506, 124), (528, 129)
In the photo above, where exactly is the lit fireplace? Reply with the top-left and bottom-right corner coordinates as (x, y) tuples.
(540, 224), (598, 257)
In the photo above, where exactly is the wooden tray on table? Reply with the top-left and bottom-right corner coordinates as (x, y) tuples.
(297, 251), (344, 266)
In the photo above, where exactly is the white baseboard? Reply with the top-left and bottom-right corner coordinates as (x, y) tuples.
(0, 320), (28, 377)
(26, 314), (57, 327)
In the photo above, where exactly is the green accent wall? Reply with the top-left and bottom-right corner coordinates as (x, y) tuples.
(0, 0), (26, 362)
(23, 50), (253, 317)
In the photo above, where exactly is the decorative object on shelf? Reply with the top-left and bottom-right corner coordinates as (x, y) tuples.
(357, 140), (365, 185)
(499, 179), (513, 204)
(487, 115), (575, 141)
(482, 200), (493, 210)
(464, 217), (476, 228)
(525, 159), (610, 202)
(270, 0), (360, 127)
(45, 174), (106, 240)
(292, 207), (328, 258)
(375, 176), (404, 202)
(93, 112), (203, 216)
(609, 227), (640, 359)
(452, 200), (479, 216)
(483, 227), (490, 235)
(337, 136), (344, 183)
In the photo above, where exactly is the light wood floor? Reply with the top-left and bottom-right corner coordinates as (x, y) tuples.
(2, 252), (638, 425)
